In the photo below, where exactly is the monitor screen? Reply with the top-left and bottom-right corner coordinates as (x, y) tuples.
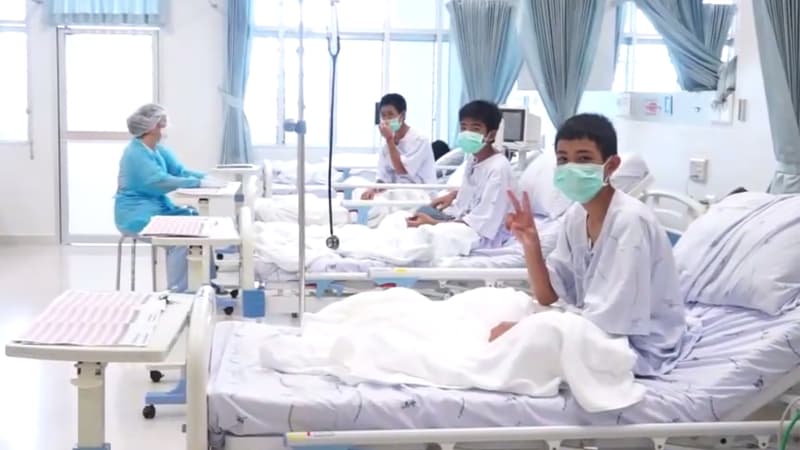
(500, 108), (526, 142)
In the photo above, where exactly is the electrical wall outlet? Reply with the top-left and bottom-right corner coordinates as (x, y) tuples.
(689, 158), (709, 183)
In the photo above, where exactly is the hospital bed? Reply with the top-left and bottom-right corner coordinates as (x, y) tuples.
(642, 189), (706, 244)
(236, 185), (703, 310)
(237, 204), (531, 313)
(183, 283), (800, 450)
(262, 154), (379, 197)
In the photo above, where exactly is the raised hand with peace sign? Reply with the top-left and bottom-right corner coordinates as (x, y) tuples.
(505, 190), (538, 246)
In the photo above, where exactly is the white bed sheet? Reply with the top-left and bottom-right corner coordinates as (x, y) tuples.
(208, 302), (800, 447)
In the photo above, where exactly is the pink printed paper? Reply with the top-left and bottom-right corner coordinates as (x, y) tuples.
(140, 216), (207, 237)
(17, 291), (152, 346)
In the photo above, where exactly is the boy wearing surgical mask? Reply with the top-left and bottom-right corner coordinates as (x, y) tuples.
(361, 93), (436, 200)
(407, 100), (515, 249)
(492, 114), (697, 377)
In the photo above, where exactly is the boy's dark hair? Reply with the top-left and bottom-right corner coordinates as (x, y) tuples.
(379, 93), (407, 114)
(555, 113), (618, 160)
(458, 100), (502, 132)
(431, 140), (450, 160)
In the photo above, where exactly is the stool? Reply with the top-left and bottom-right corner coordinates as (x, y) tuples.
(115, 234), (158, 291)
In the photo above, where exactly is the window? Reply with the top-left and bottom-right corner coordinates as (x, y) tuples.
(614, 5), (681, 92)
(58, 29), (158, 240)
(0, 1), (28, 142)
(247, 0), (449, 150)
(64, 32), (156, 132)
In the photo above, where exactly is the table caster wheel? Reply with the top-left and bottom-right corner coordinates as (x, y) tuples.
(230, 289), (239, 299)
(142, 404), (156, 419)
(224, 306), (234, 316)
(149, 370), (164, 383)
(291, 313), (299, 319)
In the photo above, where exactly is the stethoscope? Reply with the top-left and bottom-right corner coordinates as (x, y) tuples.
(324, 0), (341, 250)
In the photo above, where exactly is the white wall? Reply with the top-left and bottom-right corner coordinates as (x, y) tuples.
(159, 1), (226, 172)
(0, 3), (59, 241)
(612, 0), (774, 200)
(0, 1), (225, 241)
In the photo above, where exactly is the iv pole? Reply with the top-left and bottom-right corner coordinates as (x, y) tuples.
(291, 0), (340, 320)
(294, 0), (307, 321)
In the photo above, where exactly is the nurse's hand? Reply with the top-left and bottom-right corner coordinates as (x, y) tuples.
(506, 191), (538, 246)
(489, 321), (517, 342)
(379, 122), (394, 141)
(432, 190), (457, 210)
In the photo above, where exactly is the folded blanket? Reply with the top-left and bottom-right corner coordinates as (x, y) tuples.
(253, 211), (480, 271)
(259, 287), (645, 412)
(254, 194), (350, 226)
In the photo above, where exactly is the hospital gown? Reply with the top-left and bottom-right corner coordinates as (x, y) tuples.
(445, 152), (515, 249)
(114, 138), (205, 292)
(546, 190), (697, 377)
(377, 128), (436, 184)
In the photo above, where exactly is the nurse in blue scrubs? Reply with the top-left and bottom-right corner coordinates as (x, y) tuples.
(114, 103), (217, 292)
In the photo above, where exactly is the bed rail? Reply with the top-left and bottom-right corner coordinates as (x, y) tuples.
(641, 189), (706, 241)
(184, 287), (215, 450)
(284, 421), (780, 450)
(239, 206), (256, 290)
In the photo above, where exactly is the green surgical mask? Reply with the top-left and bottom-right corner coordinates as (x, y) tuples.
(387, 118), (402, 133)
(457, 130), (485, 154)
(553, 163), (606, 204)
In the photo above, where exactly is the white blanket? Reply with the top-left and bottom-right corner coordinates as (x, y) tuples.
(253, 211), (480, 272)
(259, 287), (645, 413)
(254, 195), (350, 226)
(362, 188), (433, 227)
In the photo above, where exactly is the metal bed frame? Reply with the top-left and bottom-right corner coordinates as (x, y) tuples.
(181, 289), (800, 450)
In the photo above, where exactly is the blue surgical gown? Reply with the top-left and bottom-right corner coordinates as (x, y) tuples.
(115, 138), (205, 292)
(115, 138), (204, 234)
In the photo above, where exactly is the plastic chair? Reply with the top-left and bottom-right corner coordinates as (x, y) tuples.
(115, 234), (157, 291)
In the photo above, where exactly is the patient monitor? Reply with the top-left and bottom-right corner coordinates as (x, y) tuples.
(499, 106), (542, 166)
(499, 107), (541, 144)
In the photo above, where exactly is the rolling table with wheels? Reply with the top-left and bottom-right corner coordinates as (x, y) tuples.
(144, 216), (241, 294)
(4, 290), (202, 450)
(142, 217), (240, 417)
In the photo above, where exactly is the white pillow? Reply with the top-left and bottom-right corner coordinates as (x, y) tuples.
(611, 153), (652, 195)
(518, 151), (572, 219)
(675, 192), (800, 315)
(437, 148), (465, 167)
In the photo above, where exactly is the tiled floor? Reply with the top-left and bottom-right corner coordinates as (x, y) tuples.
(0, 244), (186, 450)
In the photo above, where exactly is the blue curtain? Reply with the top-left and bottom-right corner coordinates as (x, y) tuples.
(518, 0), (605, 128)
(46, 0), (164, 26)
(704, 4), (736, 59)
(220, 0), (254, 164)
(446, 0), (522, 104)
(753, 0), (800, 193)
(633, 0), (733, 91)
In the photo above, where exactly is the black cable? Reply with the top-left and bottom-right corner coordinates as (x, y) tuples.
(325, 7), (341, 250)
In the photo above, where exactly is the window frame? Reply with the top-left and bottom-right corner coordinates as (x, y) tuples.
(614, 3), (682, 93)
(0, 5), (30, 145)
(248, 0), (451, 151)
(56, 25), (160, 243)
(615, 2), (735, 93)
